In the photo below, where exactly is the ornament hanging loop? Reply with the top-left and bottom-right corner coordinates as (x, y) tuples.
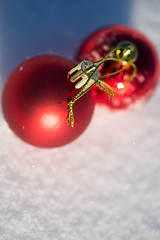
(67, 40), (138, 127)
(116, 41), (138, 63)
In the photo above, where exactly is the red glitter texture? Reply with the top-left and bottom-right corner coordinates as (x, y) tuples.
(76, 25), (160, 109)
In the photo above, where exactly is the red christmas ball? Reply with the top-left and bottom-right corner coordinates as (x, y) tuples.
(2, 55), (94, 148)
(76, 25), (160, 109)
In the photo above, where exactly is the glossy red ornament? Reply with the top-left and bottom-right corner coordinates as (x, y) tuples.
(76, 25), (160, 109)
(2, 55), (94, 148)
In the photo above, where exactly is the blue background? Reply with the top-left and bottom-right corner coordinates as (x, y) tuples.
(0, 0), (131, 84)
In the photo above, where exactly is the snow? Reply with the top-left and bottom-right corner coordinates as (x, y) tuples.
(0, 0), (160, 239)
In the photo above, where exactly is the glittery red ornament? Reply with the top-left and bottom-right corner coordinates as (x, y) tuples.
(76, 25), (160, 109)
(2, 55), (94, 148)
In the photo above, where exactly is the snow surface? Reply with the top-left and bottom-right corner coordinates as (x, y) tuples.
(0, 0), (160, 240)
